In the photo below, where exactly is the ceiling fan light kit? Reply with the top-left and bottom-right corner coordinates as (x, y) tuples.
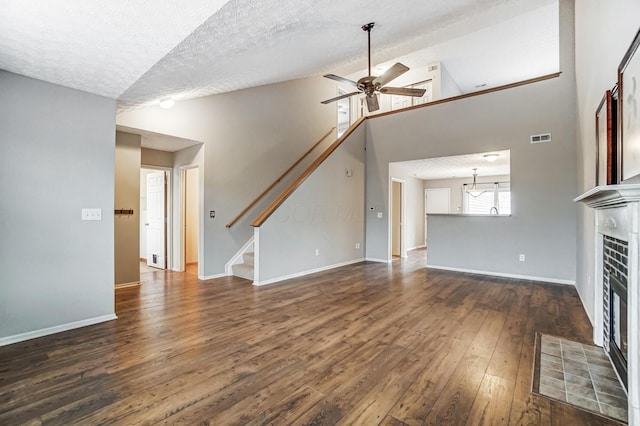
(321, 22), (426, 112)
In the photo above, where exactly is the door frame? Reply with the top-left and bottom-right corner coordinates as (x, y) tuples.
(141, 165), (172, 270)
(389, 177), (407, 260)
(179, 165), (201, 276)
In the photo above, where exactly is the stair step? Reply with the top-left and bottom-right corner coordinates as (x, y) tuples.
(242, 251), (254, 265)
(232, 263), (253, 281)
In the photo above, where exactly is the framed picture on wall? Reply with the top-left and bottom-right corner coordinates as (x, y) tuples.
(619, 28), (640, 182)
(596, 90), (614, 186)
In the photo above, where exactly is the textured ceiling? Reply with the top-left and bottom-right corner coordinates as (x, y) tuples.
(393, 150), (511, 181)
(0, 0), (558, 111)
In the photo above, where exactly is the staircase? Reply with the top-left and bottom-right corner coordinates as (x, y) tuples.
(231, 251), (254, 281)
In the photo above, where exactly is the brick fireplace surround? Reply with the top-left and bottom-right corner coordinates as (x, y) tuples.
(576, 184), (640, 425)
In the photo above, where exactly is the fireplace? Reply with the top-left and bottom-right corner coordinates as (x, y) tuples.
(575, 184), (640, 425)
(603, 235), (629, 389)
(610, 273), (628, 388)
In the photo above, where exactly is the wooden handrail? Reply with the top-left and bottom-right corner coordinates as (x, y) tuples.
(251, 72), (562, 228)
(225, 127), (335, 228)
(372, 72), (561, 118)
(252, 117), (366, 227)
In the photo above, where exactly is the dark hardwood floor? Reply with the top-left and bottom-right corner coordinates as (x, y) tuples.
(0, 250), (622, 425)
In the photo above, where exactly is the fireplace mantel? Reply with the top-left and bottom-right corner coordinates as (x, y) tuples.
(575, 184), (640, 209)
(576, 184), (640, 425)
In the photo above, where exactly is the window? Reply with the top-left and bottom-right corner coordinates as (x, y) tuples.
(463, 182), (510, 215)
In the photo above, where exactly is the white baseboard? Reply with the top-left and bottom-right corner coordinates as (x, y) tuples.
(254, 258), (365, 286)
(0, 313), (118, 347)
(365, 258), (391, 263)
(426, 264), (576, 285)
(200, 272), (228, 280)
(408, 245), (426, 251)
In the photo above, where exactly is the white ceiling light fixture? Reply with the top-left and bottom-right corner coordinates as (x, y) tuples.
(466, 168), (485, 198)
(159, 97), (175, 109)
(484, 153), (499, 162)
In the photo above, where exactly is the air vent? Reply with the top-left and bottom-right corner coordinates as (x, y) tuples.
(530, 133), (552, 144)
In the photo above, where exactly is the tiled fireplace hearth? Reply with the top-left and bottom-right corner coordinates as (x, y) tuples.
(576, 185), (640, 425)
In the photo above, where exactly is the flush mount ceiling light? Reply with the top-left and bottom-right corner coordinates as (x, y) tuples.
(159, 97), (175, 109)
(484, 153), (499, 162)
(466, 168), (485, 198)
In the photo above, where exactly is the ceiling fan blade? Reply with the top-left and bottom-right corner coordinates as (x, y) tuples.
(321, 91), (360, 104)
(379, 87), (426, 97)
(373, 63), (409, 87)
(323, 74), (358, 87)
(366, 94), (379, 112)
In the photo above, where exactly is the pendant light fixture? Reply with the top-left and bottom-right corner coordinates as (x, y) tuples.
(466, 168), (485, 198)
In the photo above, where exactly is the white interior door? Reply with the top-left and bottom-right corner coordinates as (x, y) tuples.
(146, 171), (166, 268)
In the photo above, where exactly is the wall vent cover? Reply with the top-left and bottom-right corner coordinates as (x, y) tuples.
(530, 133), (552, 144)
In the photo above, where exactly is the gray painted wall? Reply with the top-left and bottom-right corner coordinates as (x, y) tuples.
(365, 0), (576, 281)
(258, 124), (366, 283)
(115, 131), (141, 285)
(365, 76), (577, 280)
(574, 1), (640, 322)
(117, 77), (336, 277)
(0, 71), (116, 341)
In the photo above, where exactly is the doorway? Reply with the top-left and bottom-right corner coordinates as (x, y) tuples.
(140, 168), (170, 270)
(337, 88), (351, 137)
(390, 178), (406, 259)
(183, 167), (199, 275)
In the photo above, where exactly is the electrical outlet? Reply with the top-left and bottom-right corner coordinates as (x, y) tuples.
(355, 243), (360, 249)
(519, 254), (525, 262)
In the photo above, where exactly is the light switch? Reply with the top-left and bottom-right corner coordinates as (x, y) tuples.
(377, 212), (383, 219)
(82, 208), (102, 221)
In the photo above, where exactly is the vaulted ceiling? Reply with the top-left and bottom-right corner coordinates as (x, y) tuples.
(0, 0), (558, 111)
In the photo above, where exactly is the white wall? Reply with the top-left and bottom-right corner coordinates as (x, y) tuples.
(117, 77), (336, 277)
(0, 71), (116, 344)
(574, 1), (640, 323)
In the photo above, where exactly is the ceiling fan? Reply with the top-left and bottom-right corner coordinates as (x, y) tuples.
(321, 22), (426, 112)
